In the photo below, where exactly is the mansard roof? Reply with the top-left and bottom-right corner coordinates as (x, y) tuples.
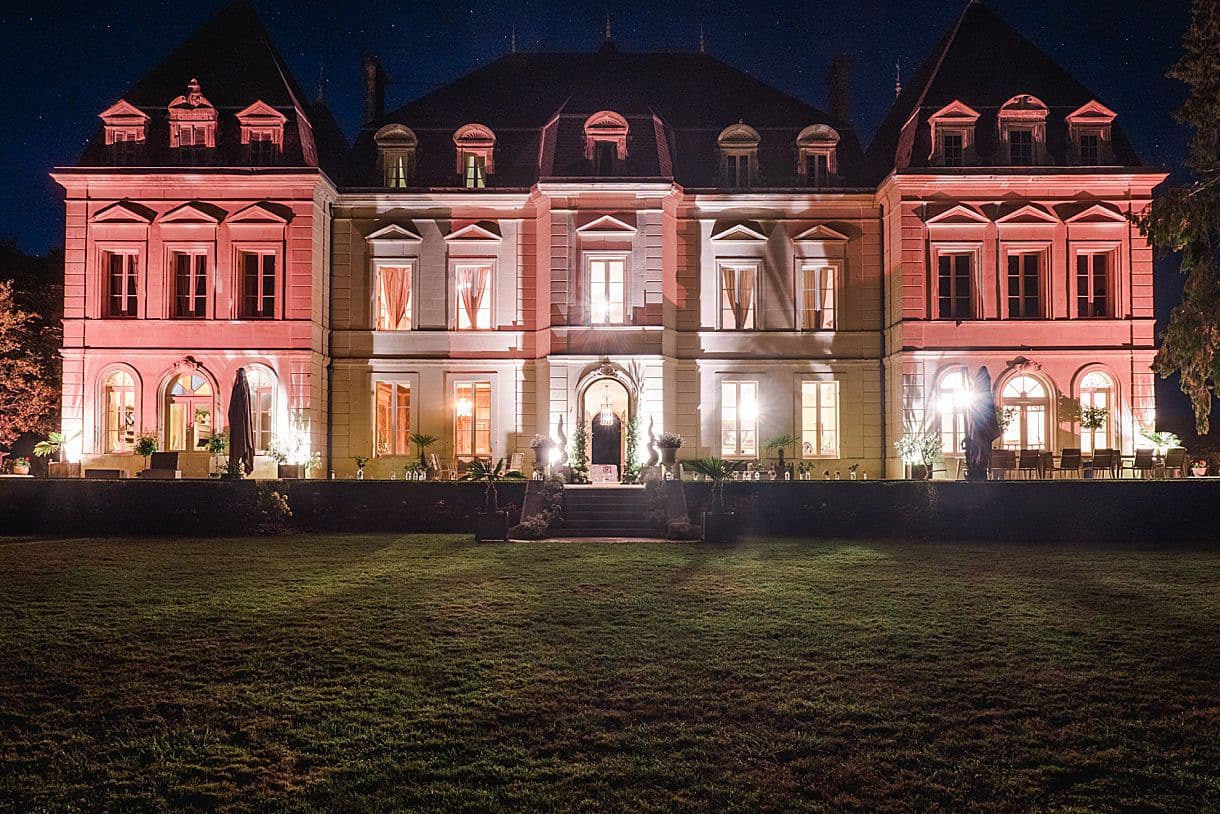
(865, 1), (1142, 180)
(76, 1), (347, 172)
(350, 43), (866, 188)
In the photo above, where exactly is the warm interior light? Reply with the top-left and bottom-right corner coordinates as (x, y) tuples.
(456, 397), (473, 418)
(591, 291), (608, 324)
(740, 394), (758, 423)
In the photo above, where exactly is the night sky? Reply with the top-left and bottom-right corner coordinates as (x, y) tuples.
(0, 0), (1200, 425)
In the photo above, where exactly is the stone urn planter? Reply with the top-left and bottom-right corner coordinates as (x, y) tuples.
(277, 463), (304, 479)
(1191, 461), (1208, 477)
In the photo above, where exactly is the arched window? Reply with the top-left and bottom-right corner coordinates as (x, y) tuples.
(936, 369), (971, 455)
(453, 124), (495, 188)
(101, 369), (138, 453)
(583, 111), (629, 175)
(998, 95), (1048, 166)
(1079, 371), (1115, 453)
(717, 123), (760, 188)
(165, 373), (214, 451)
(1000, 374), (1050, 450)
(245, 366), (276, 454)
(796, 124), (839, 187)
(375, 123), (417, 187)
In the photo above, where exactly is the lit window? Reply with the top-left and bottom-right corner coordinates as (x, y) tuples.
(796, 124), (839, 186)
(1006, 253), (1041, 318)
(936, 369), (970, 455)
(455, 381), (492, 458)
(718, 123), (760, 188)
(104, 251), (139, 318)
(236, 101), (286, 166)
(246, 367), (276, 453)
(172, 251), (207, 318)
(799, 264), (835, 330)
(1079, 371), (1114, 454)
(165, 373), (214, 452)
(454, 264), (492, 330)
(941, 133), (963, 167)
(453, 124), (495, 187)
(1079, 134), (1099, 166)
(375, 381), (411, 456)
(375, 124), (418, 188)
(101, 369), (137, 453)
(239, 251), (276, 319)
(377, 265), (412, 330)
(937, 253), (972, 319)
(1009, 130), (1034, 165)
(721, 381), (759, 458)
(720, 263), (756, 330)
(1077, 253), (1110, 317)
(463, 153), (486, 189)
(1000, 374), (1048, 451)
(800, 380), (839, 458)
(589, 256), (626, 325)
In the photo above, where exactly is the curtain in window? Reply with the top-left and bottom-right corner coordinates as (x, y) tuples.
(721, 266), (754, 330)
(378, 266), (411, 330)
(457, 266), (489, 329)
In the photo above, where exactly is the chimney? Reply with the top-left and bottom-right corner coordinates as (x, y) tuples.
(826, 52), (853, 126)
(362, 55), (387, 123)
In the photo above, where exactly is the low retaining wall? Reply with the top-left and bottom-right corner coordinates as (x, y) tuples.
(0, 479), (1214, 542)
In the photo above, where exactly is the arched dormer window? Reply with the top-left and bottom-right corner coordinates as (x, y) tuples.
(99, 100), (148, 166)
(718, 123), (760, 189)
(928, 101), (979, 167)
(453, 123), (495, 188)
(236, 101), (287, 166)
(796, 124), (840, 187)
(375, 124), (418, 188)
(1066, 101), (1117, 166)
(583, 111), (629, 175)
(167, 79), (217, 166)
(998, 95), (1048, 166)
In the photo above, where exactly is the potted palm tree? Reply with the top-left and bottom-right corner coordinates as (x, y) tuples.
(410, 432), (438, 475)
(764, 433), (798, 479)
(460, 457), (526, 542)
(34, 430), (82, 478)
(684, 456), (743, 544)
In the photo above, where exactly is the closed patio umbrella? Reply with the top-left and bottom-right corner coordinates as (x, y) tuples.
(964, 366), (1001, 481)
(227, 368), (256, 477)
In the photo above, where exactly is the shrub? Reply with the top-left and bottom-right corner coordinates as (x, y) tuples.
(254, 484), (292, 534)
(510, 515), (551, 539)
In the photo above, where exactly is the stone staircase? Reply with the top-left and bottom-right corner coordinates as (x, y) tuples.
(553, 485), (661, 537)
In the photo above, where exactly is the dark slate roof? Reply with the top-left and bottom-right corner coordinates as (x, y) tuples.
(865, 1), (1141, 181)
(350, 42), (866, 188)
(77, 1), (347, 174)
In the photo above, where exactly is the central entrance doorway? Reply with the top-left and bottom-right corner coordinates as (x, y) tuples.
(583, 377), (630, 480)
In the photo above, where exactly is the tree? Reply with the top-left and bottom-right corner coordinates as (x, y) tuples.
(0, 280), (58, 448)
(1137, 0), (1220, 432)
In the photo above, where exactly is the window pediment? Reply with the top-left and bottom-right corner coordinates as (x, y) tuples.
(1066, 100), (1117, 128)
(1059, 202), (1126, 224)
(228, 201), (292, 225)
(575, 213), (637, 236)
(710, 220), (767, 242)
(99, 100), (149, 128)
(793, 224), (850, 242)
(583, 111), (629, 160)
(376, 123), (418, 149)
(924, 203), (989, 226)
(158, 201), (226, 224)
(445, 221), (502, 242)
(453, 123), (495, 177)
(93, 200), (156, 223)
(717, 122), (761, 151)
(367, 223), (423, 243)
(994, 202), (1058, 225)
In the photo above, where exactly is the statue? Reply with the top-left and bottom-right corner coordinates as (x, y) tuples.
(556, 415), (569, 466)
(646, 415), (660, 466)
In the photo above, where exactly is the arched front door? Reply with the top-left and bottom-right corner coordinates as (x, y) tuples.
(591, 412), (623, 469)
(581, 376), (631, 480)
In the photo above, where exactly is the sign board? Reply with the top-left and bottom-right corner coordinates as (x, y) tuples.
(590, 464), (619, 483)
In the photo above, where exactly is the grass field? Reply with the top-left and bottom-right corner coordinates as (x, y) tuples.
(1, 535), (1217, 812)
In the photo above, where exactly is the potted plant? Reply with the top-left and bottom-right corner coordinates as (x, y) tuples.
(656, 432), (684, 464)
(409, 432), (438, 475)
(1191, 457), (1209, 477)
(134, 433), (159, 470)
(404, 461), (425, 480)
(205, 433), (228, 476)
(1138, 428), (1181, 459)
(34, 430), (82, 478)
(764, 434), (798, 479)
(684, 456), (743, 544)
(10, 457), (30, 476)
(354, 455), (369, 480)
(460, 457), (525, 542)
(894, 431), (940, 480)
(529, 434), (554, 470)
(268, 435), (319, 479)
(218, 458), (246, 480)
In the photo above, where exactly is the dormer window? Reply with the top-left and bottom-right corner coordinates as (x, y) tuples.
(167, 79), (217, 166)
(236, 101), (287, 166)
(583, 111), (629, 176)
(718, 123), (760, 188)
(453, 124), (495, 189)
(796, 124), (839, 188)
(375, 124), (417, 188)
(928, 101), (979, 167)
(98, 100), (148, 166)
(998, 95), (1048, 166)
(1067, 101), (1117, 167)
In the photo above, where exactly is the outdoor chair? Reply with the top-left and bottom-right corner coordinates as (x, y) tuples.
(508, 452), (524, 473)
(1089, 449), (1116, 478)
(1163, 447), (1187, 478)
(1054, 448), (1082, 479)
(427, 453), (455, 481)
(138, 451), (182, 480)
(1017, 449), (1043, 479)
(1122, 448), (1156, 479)
(989, 448), (1015, 479)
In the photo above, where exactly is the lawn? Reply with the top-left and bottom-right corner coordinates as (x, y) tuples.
(0, 536), (1217, 813)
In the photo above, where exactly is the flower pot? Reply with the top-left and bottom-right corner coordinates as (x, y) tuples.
(476, 510), (510, 542)
(1191, 466), (1208, 477)
(659, 446), (678, 464)
(277, 463), (304, 479)
(909, 464), (930, 480)
(11, 463), (30, 476)
(702, 511), (738, 544)
(48, 462), (80, 479)
(533, 446), (552, 469)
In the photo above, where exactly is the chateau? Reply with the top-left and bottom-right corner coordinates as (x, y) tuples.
(53, 1), (1165, 479)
